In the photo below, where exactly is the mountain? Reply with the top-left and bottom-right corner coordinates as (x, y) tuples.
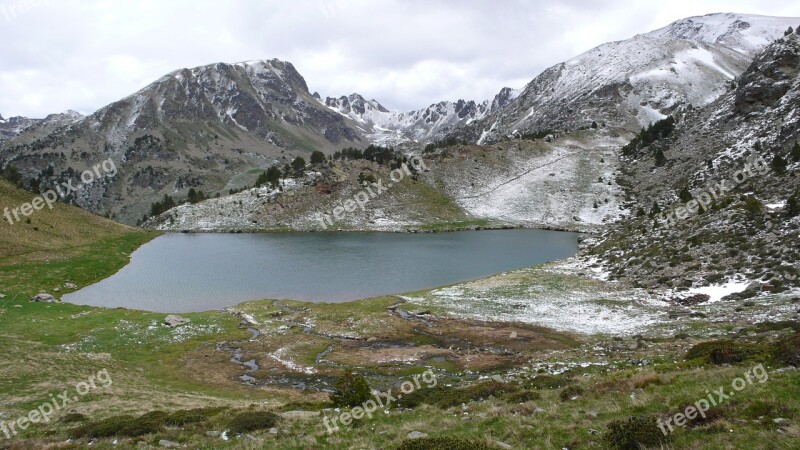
(2, 14), (797, 228)
(0, 59), (367, 223)
(450, 13), (799, 144)
(323, 87), (520, 146)
(0, 110), (83, 140)
(587, 30), (800, 295)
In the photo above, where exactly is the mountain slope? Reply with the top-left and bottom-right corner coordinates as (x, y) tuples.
(451, 13), (799, 144)
(0, 59), (368, 224)
(587, 31), (800, 295)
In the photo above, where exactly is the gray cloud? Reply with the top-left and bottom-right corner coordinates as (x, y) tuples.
(0, 0), (796, 117)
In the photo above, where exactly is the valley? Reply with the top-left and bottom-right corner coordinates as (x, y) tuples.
(1, 10), (800, 450)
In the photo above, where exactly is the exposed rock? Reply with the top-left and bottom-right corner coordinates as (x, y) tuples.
(30, 293), (55, 302)
(64, 282), (77, 289)
(159, 440), (181, 448)
(164, 315), (191, 327)
(407, 431), (428, 440)
(496, 441), (513, 449)
(674, 293), (711, 306)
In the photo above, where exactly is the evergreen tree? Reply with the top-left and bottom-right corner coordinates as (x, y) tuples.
(787, 194), (800, 217)
(785, 26), (794, 36)
(255, 172), (268, 187)
(310, 150), (326, 165)
(679, 186), (693, 203)
(654, 148), (667, 166)
(187, 188), (198, 203)
(266, 166), (282, 188)
(636, 207), (646, 217)
(649, 201), (661, 217)
(771, 154), (788, 175)
(792, 142), (800, 161)
(330, 372), (372, 408)
(291, 156), (306, 174)
(590, 121), (598, 129)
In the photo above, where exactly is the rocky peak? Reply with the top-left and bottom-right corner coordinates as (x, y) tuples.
(735, 33), (800, 114)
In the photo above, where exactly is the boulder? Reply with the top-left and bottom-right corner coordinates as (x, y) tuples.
(674, 293), (710, 306)
(164, 315), (191, 327)
(30, 293), (56, 302)
(407, 431), (428, 440)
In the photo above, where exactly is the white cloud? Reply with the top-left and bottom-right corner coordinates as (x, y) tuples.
(0, 0), (796, 117)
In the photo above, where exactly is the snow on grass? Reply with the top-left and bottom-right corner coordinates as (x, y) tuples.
(685, 280), (751, 303)
(405, 260), (666, 336)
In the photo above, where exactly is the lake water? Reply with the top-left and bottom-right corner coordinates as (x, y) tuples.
(63, 229), (579, 313)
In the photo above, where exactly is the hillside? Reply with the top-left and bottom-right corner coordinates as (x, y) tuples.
(451, 13), (799, 143)
(0, 178), (140, 261)
(587, 31), (800, 297)
(0, 60), (368, 224)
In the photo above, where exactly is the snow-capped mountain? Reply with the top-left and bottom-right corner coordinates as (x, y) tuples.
(0, 110), (84, 140)
(451, 13), (800, 144)
(591, 30), (800, 291)
(0, 59), (367, 223)
(323, 87), (520, 146)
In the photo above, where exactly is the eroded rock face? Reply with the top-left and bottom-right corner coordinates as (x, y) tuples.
(735, 34), (800, 114)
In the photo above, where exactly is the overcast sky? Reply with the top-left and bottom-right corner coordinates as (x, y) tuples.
(0, 0), (797, 118)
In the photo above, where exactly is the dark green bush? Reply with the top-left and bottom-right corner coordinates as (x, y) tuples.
(559, 385), (585, 401)
(505, 390), (542, 403)
(59, 413), (87, 423)
(396, 436), (492, 450)
(69, 413), (164, 439)
(604, 415), (670, 449)
(165, 408), (221, 426)
(396, 381), (514, 409)
(685, 340), (765, 365)
(330, 372), (372, 408)
(772, 333), (800, 366)
(228, 411), (280, 434)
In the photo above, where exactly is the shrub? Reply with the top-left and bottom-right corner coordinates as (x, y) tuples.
(331, 372), (372, 408)
(559, 385), (585, 401)
(396, 381), (514, 409)
(60, 413), (87, 423)
(772, 333), (800, 366)
(396, 437), (492, 450)
(166, 408), (222, 426)
(69, 413), (164, 439)
(505, 390), (542, 403)
(228, 411), (280, 434)
(604, 415), (670, 449)
(686, 340), (766, 365)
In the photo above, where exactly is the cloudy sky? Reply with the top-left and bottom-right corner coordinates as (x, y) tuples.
(0, 0), (797, 118)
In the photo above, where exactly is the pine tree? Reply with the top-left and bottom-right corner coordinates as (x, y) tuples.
(772, 154), (788, 175)
(787, 194), (800, 217)
(649, 201), (661, 217)
(792, 142), (800, 161)
(785, 26), (794, 36)
(310, 150), (325, 165)
(654, 148), (667, 166)
(679, 186), (693, 203)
